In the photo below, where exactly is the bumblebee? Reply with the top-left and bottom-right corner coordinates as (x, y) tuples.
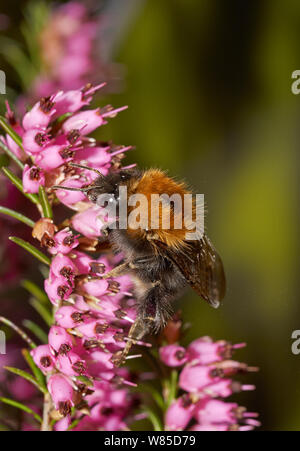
(54, 164), (226, 365)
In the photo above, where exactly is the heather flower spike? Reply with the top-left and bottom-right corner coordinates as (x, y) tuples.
(0, 82), (259, 431)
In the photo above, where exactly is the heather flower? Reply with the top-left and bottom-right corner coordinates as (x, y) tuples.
(47, 228), (79, 256)
(159, 344), (187, 367)
(22, 164), (45, 193)
(161, 333), (259, 431)
(31, 345), (55, 375)
(48, 374), (74, 415)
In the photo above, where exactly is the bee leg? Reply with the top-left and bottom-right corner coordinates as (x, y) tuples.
(111, 317), (152, 367)
(102, 255), (157, 279)
(101, 262), (130, 279)
(138, 283), (174, 333)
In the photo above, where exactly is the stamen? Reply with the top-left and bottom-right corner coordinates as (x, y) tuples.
(101, 105), (128, 118)
(109, 146), (132, 157)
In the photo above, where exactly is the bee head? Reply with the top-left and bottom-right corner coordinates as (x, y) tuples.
(87, 170), (134, 206)
(53, 164), (139, 210)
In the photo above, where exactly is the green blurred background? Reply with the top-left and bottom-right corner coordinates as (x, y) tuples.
(1, 0), (300, 430)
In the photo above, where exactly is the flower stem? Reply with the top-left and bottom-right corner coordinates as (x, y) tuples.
(0, 205), (35, 227)
(41, 392), (53, 431)
(9, 236), (51, 266)
(0, 316), (36, 349)
(0, 397), (42, 424)
(143, 406), (163, 431)
(39, 186), (53, 219)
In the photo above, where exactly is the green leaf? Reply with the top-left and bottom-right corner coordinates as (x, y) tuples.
(0, 116), (23, 150)
(4, 366), (47, 394)
(22, 349), (47, 391)
(0, 205), (35, 227)
(0, 397), (42, 423)
(21, 279), (48, 304)
(0, 139), (24, 170)
(39, 186), (53, 219)
(29, 298), (53, 326)
(23, 320), (48, 344)
(9, 236), (51, 266)
(0, 316), (36, 349)
(2, 167), (39, 204)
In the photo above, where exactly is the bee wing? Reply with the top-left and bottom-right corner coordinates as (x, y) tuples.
(155, 236), (226, 308)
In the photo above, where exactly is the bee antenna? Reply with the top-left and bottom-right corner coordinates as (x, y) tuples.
(69, 162), (104, 177)
(52, 185), (91, 193)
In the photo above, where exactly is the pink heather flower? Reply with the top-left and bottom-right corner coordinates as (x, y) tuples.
(62, 108), (105, 135)
(55, 306), (86, 328)
(48, 326), (73, 355)
(165, 397), (195, 431)
(47, 228), (79, 256)
(30, 345), (55, 374)
(82, 278), (109, 297)
(69, 251), (93, 274)
(54, 416), (71, 432)
(74, 144), (112, 170)
(162, 335), (259, 431)
(56, 352), (86, 377)
(186, 336), (245, 364)
(54, 178), (87, 207)
(179, 364), (219, 392)
(48, 374), (74, 416)
(50, 253), (77, 282)
(194, 399), (253, 426)
(44, 276), (73, 306)
(22, 164), (45, 193)
(159, 344), (187, 367)
(22, 128), (51, 154)
(71, 206), (105, 239)
(22, 98), (56, 130)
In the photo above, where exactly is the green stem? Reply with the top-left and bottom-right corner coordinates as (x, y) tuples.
(21, 279), (49, 304)
(0, 397), (42, 423)
(9, 236), (51, 266)
(39, 186), (53, 219)
(0, 205), (34, 227)
(0, 116), (24, 150)
(22, 349), (47, 390)
(4, 366), (47, 394)
(143, 406), (163, 431)
(0, 316), (36, 349)
(0, 138), (24, 170)
(29, 298), (53, 326)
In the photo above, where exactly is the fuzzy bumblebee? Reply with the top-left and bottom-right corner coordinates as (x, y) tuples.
(54, 165), (226, 365)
